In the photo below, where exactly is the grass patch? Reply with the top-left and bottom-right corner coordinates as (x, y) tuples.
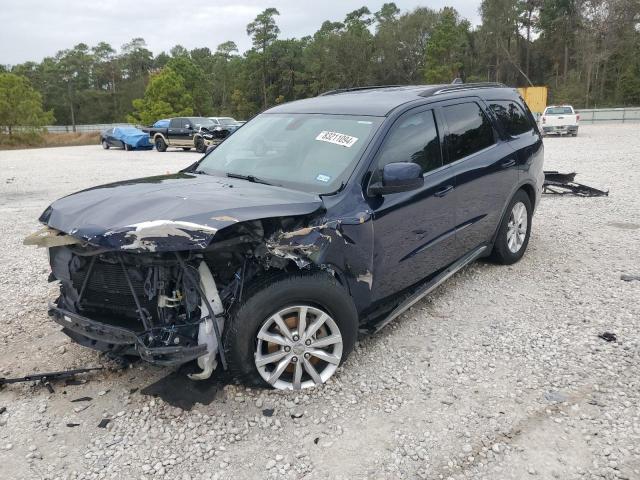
(0, 131), (100, 150)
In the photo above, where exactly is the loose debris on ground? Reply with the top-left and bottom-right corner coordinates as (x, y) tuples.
(543, 170), (609, 196)
(598, 332), (618, 343)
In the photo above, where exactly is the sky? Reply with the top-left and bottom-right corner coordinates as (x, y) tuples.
(0, 0), (481, 66)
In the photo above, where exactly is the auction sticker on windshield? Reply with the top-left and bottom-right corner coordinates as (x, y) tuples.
(315, 131), (358, 148)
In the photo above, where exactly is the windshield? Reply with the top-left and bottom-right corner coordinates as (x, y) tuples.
(545, 107), (574, 115)
(197, 113), (382, 194)
(218, 117), (237, 126)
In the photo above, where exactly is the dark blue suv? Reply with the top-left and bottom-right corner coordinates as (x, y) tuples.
(33, 83), (544, 390)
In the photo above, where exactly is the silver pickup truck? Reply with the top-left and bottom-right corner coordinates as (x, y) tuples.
(540, 105), (579, 136)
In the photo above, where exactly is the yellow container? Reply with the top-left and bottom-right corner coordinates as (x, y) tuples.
(517, 86), (548, 114)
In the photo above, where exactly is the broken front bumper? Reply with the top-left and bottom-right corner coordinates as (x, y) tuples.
(49, 304), (207, 366)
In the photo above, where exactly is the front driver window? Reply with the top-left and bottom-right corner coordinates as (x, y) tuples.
(375, 109), (442, 180)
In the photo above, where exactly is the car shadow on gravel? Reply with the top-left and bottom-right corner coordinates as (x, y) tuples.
(139, 361), (235, 411)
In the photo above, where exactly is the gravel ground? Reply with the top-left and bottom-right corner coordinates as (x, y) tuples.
(0, 125), (639, 480)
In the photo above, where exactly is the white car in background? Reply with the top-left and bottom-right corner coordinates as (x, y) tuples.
(540, 105), (579, 137)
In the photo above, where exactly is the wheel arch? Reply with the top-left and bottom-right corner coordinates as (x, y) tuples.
(490, 182), (536, 248)
(518, 182), (537, 211)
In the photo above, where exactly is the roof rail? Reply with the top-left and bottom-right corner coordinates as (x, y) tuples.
(319, 85), (403, 96)
(422, 82), (508, 97)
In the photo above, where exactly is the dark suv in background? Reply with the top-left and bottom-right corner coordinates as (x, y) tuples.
(30, 83), (543, 391)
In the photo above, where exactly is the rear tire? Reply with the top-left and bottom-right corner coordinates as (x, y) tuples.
(124, 143), (131, 151)
(223, 271), (358, 390)
(489, 190), (532, 265)
(155, 137), (167, 152)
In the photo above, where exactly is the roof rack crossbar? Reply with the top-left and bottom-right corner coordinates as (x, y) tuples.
(422, 82), (508, 97)
(319, 85), (404, 96)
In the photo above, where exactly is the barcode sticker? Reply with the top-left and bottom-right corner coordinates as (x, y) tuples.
(315, 131), (358, 148)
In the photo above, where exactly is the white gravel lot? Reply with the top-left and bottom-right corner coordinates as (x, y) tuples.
(0, 124), (639, 480)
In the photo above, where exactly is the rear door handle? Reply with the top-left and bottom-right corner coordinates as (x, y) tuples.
(434, 185), (454, 197)
(500, 159), (516, 169)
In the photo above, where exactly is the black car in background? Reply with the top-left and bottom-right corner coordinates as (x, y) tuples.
(208, 117), (245, 134)
(29, 83), (543, 391)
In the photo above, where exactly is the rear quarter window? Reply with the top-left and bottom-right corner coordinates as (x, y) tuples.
(488, 100), (533, 136)
(442, 102), (495, 163)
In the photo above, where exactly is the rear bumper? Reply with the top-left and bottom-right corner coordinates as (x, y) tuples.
(49, 304), (207, 366)
(542, 125), (578, 134)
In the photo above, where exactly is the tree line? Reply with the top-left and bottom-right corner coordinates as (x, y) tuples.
(1, 0), (639, 129)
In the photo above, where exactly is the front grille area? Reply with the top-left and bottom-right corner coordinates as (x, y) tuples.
(71, 261), (156, 322)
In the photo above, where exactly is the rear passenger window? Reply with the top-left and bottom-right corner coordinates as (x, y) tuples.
(489, 100), (532, 136)
(442, 102), (495, 163)
(169, 118), (181, 128)
(375, 109), (442, 176)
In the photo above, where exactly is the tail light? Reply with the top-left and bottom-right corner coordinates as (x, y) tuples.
(542, 116), (546, 124)
(576, 114), (580, 121)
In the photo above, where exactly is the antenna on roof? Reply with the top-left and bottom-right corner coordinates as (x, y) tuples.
(451, 78), (464, 85)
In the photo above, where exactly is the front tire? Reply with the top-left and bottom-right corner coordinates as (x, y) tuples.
(490, 190), (532, 265)
(223, 271), (358, 390)
(101, 140), (109, 149)
(155, 137), (167, 152)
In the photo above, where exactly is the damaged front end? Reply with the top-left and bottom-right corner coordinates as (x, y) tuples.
(47, 245), (225, 375)
(27, 172), (376, 379)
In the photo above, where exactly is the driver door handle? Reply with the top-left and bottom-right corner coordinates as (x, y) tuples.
(500, 159), (516, 169)
(434, 185), (454, 197)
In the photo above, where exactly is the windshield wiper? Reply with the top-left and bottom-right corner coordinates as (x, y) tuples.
(226, 172), (275, 186)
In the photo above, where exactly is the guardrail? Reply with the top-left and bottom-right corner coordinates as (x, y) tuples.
(575, 107), (640, 124)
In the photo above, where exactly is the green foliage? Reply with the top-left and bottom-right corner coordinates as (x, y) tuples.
(166, 56), (212, 115)
(424, 8), (470, 83)
(246, 8), (280, 52)
(0, 73), (54, 135)
(376, 7), (439, 84)
(619, 65), (640, 105)
(5, 2), (640, 126)
(128, 68), (193, 125)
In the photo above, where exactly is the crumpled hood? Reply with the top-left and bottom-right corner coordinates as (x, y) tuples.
(40, 172), (323, 251)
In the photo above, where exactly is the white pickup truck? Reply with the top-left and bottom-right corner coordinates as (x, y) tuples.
(540, 105), (579, 136)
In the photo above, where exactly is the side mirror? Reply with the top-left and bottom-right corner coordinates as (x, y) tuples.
(369, 162), (424, 196)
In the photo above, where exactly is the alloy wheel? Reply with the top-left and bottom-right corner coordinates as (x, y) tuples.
(254, 305), (343, 390)
(506, 201), (528, 253)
